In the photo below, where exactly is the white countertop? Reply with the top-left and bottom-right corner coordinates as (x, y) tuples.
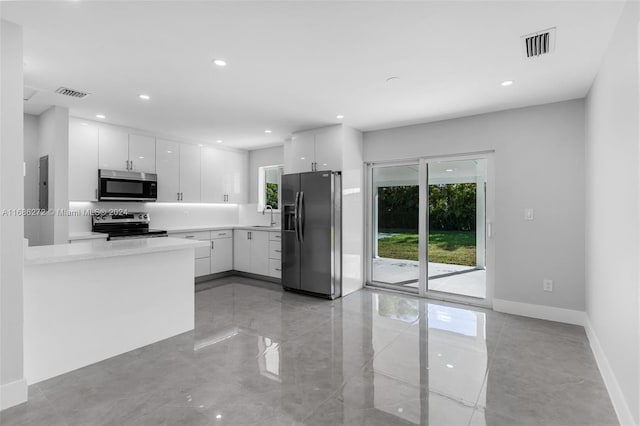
(165, 225), (280, 233)
(25, 237), (209, 265)
(68, 232), (109, 241)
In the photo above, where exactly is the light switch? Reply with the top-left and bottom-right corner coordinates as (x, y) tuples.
(524, 208), (534, 221)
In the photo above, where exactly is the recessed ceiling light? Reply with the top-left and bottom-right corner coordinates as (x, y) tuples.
(445, 169), (453, 172)
(216, 140), (223, 144)
(138, 94), (150, 100)
(213, 59), (227, 67)
(215, 414), (222, 420)
(96, 114), (105, 119)
(446, 364), (454, 369)
(264, 129), (272, 134)
(300, 157), (305, 160)
(336, 115), (344, 119)
(386, 76), (400, 83)
(501, 80), (514, 87)
(167, 150), (173, 153)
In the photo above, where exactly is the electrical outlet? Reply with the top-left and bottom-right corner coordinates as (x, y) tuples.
(524, 208), (534, 221)
(543, 279), (553, 292)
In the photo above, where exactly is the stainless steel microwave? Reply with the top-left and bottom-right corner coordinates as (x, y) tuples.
(98, 169), (157, 202)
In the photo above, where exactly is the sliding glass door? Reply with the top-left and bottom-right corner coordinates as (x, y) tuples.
(367, 155), (493, 305)
(370, 163), (420, 292)
(426, 159), (487, 299)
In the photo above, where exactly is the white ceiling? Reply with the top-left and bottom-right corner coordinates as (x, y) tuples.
(3, 1), (625, 150)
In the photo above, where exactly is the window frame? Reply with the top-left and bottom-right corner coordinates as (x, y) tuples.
(257, 164), (283, 212)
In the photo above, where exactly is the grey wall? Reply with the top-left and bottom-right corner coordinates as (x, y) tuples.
(247, 145), (284, 204)
(585, 1), (640, 423)
(1, 18), (26, 408)
(364, 99), (586, 311)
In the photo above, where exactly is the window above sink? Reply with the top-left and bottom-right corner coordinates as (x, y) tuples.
(258, 165), (283, 212)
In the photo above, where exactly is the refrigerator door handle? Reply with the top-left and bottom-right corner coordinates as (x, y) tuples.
(299, 191), (305, 242)
(294, 191), (301, 242)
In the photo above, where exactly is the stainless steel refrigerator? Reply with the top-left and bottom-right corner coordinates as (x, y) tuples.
(281, 171), (341, 299)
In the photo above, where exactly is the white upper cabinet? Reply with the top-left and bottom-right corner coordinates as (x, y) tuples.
(201, 147), (226, 203)
(155, 139), (180, 202)
(179, 143), (200, 202)
(128, 134), (156, 173)
(201, 147), (247, 203)
(288, 132), (315, 174)
(69, 119), (99, 201)
(98, 128), (156, 173)
(98, 127), (129, 171)
(313, 126), (342, 172)
(225, 150), (247, 204)
(285, 125), (348, 173)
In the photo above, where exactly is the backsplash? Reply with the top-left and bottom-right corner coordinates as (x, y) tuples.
(238, 204), (281, 227)
(68, 202), (240, 233)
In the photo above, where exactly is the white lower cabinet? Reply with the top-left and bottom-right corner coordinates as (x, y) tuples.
(195, 258), (211, 277)
(211, 230), (233, 274)
(171, 228), (275, 278)
(171, 230), (232, 277)
(233, 230), (269, 276)
(268, 232), (282, 278)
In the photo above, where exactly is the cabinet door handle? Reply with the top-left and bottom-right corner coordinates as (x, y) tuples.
(95, 188), (98, 200)
(275, 268), (281, 271)
(218, 232), (226, 236)
(185, 235), (194, 239)
(211, 241), (214, 249)
(130, 160), (133, 170)
(248, 231), (251, 240)
(275, 249), (281, 253)
(177, 192), (180, 201)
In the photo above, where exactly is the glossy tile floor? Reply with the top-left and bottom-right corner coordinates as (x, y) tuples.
(1, 277), (617, 426)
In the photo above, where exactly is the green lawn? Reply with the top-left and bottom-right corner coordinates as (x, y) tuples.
(377, 230), (476, 266)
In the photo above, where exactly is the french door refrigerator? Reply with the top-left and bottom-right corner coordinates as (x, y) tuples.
(281, 171), (342, 299)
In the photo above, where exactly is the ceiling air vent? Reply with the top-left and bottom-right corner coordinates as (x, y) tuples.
(521, 28), (556, 58)
(54, 86), (90, 99)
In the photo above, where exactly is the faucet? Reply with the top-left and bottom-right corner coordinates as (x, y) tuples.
(262, 205), (277, 226)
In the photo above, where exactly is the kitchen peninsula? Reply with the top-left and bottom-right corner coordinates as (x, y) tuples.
(23, 237), (208, 384)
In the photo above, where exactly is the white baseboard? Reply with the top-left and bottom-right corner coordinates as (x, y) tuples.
(0, 378), (27, 411)
(493, 298), (586, 325)
(584, 317), (636, 426)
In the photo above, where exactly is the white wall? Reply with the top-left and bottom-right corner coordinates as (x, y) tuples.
(0, 18), (27, 410)
(364, 100), (586, 311)
(24, 114), (39, 245)
(585, 1), (640, 424)
(248, 145), (284, 204)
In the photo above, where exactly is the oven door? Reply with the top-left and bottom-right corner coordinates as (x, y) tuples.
(98, 170), (157, 202)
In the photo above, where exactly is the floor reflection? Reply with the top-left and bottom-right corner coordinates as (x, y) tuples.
(3, 278), (614, 426)
(358, 294), (488, 425)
